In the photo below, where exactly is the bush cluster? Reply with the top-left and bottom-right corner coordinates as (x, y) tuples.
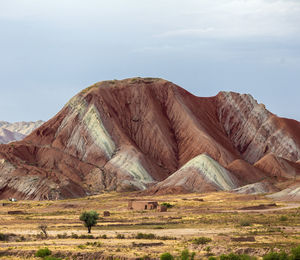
(192, 237), (212, 245)
(263, 246), (300, 260)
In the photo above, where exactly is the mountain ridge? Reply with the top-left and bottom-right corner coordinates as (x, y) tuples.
(0, 120), (44, 144)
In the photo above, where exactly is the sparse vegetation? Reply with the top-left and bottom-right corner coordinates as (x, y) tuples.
(161, 202), (174, 208)
(181, 249), (196, 260)
(220, 253), (256, 260)
(240, 220), (252, 226)
(160, 252), (174, 260)
(38, 224), (48, 238)
(116, 233), (125, 239)
(192, 236), (212, 245)
(0, 192), (299, 259)
(279, 215), (288, 221)
(135, 233), (156, 239)
(35, 247), (51, 258)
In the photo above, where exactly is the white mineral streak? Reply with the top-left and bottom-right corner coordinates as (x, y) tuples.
(233, 182), (271, 195)
(179, 153), (237, 190)
(162, 153), (237, 191)
(109, 150), (153, 189)
(269, 185), (300, 200)
(219, 92), (300, 163)
(57, 95), (116, 159)
(83, 105), (115, 159)
(57, 96), (89, 135)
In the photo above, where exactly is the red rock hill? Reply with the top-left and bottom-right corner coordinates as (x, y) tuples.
(0, 78), (299, 200)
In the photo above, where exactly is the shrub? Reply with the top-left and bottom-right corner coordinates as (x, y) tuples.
(56, 233), (68, 239)
(161, 202), (174, 208)
(86, 241), (101, 247)
(279, 216), (288, 222)
(263, 251), (288, 260)
(240, 220), (251, 227)
(0, 233), (8, 241)
(220, 253), (255, 260)
(44, 257), (62, 260)
(35, 248), (51, 258)
(160, 252), (174, 260)
(99, 234), (107, 239)
(116, 234), (125, 239)
(208, 257), (217, 260)
(291, 245), (300, 260)
(135, 233), (156, 239)
(71, 233), (78, 239)
(192, 237), (212, 245)
(77, 244), (86, 249)
(181, 249), (196, 260)
(79, 234), (94, 239)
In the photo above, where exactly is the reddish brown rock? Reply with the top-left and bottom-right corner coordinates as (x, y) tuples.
(0, 78), (299, 199)
(217, 92), (300, 163)
(226, 159), (268, 185)
(254, 154), (300, 180)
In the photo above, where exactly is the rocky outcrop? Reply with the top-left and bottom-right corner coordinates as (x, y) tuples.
(0, 120), (44, 144)
(0, 78), (299, 199)
(217, 92), (300, 163)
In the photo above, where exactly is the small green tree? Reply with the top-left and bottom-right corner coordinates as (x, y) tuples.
(79, 211), (99, 233)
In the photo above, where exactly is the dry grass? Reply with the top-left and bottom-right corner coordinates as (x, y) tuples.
(0, 192), (299, 259)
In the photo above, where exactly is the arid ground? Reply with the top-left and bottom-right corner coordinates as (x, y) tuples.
(0, 192), (299, 259)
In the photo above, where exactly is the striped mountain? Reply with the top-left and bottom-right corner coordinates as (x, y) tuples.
(0, 78), (299, 200)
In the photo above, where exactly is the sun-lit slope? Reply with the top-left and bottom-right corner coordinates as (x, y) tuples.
(146, 153), (239, 195)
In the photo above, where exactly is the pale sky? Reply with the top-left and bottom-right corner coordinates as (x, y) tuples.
(0, 0), (299, 122)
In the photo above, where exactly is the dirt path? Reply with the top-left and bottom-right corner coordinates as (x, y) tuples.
(0, 227), (235, 239)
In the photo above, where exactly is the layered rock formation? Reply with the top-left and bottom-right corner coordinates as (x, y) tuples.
(146, 153), (239, 195)
(255, 154), (300, 180)
(0, 121), (44, 144)
(233, 181), (279, 195)
(0, 78), (299, 200)
(268, 183), (300, 201)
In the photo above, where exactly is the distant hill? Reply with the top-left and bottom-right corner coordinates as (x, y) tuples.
(0, 120), (44, 144)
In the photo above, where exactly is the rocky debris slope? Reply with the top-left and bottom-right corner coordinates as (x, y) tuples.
(0, 121), (44, 144)
(0, 78), (299, 200)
